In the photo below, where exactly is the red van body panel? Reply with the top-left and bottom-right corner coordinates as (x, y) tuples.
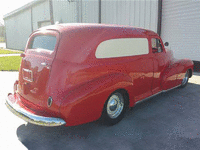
(6, 24), (194, 126)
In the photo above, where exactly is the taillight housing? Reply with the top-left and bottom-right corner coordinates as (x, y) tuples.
(47, 97), (53, 107)
(14, 80), (19, 94)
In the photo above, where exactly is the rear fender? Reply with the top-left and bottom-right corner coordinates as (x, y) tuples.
(59, 73), (132, 126)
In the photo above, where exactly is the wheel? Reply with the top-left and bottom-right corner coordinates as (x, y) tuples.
(101, 91), (128, 126)
(180, 70), (189, 88)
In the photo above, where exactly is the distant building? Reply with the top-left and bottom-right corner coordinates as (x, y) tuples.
(0, 22), (5, 42)
(3, 0), (200, 62)
(3, 0), (159, 50)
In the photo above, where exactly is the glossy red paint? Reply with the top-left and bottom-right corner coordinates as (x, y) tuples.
(7, 24), (194, 126)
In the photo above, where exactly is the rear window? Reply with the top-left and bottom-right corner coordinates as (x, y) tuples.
(31, 35), (57, 51)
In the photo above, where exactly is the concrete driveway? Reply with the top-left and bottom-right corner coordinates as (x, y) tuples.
(1, 71), (200, 150)
(0, 54), (21, 57)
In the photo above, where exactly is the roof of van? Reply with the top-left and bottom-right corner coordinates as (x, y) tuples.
(37, 23), (158, 36)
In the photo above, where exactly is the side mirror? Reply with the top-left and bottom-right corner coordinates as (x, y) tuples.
(164, 42), (169, 46)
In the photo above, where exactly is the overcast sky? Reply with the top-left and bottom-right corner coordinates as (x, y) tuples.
(0, 0), (33, 24)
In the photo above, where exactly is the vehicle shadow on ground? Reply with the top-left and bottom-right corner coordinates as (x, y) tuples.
(17, 121), (101, 150)
(16, 82), (200, 150)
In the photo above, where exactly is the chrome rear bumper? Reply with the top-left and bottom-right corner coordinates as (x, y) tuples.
(5, 96), (66, 127)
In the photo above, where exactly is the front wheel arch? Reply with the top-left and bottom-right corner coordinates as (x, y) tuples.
(188, 68), (193, 78)
(180, 69), (190, 88)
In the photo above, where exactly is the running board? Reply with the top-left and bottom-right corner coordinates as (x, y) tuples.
(135, 84), (181, 105)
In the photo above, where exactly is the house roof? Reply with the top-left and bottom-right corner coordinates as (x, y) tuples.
(3, 0), (46, 20)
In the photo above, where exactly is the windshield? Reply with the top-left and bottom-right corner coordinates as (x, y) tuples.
(31, 35), (57, 51)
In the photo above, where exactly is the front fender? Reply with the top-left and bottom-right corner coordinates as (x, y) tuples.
(59, 73), (132, 126)
(162, 58), (194, 90)
(176, 59), (194, 84)
(161, 63), (178, 90)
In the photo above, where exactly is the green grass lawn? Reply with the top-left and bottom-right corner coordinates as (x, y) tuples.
(0, 56), (22, 71)
(0, 49), (23, 54)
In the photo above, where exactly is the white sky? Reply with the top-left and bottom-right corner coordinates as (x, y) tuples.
(0, 0), (33, 24)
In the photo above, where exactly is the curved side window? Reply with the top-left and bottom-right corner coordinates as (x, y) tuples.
(31, 35), (57, 51)
(95, 38), (149, 58)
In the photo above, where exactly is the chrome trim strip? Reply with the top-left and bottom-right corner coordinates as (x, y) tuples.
(162, 84), (181, 93)
(135, 91), (162, 105)
(135, 84), (181, 105)
(5, 97), (66, 127)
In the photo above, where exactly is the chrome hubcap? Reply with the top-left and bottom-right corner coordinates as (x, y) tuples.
(107, 93), (124, 119)
(182, 71), (189, 85)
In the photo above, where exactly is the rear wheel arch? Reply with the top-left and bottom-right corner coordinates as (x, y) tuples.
(115, 89), (130, 106)
(100, 88), (130, 126)
(106, 88), (130, 107)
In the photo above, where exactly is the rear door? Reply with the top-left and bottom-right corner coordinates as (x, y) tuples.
(18, 30), (60, 107)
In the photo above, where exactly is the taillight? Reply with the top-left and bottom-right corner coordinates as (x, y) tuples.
(47, 97), (53, 107)
(14, 80), (19, 94)
(20, 53), (25, 58)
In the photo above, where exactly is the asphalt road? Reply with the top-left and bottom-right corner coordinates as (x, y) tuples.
(1, 71), (200, 150)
